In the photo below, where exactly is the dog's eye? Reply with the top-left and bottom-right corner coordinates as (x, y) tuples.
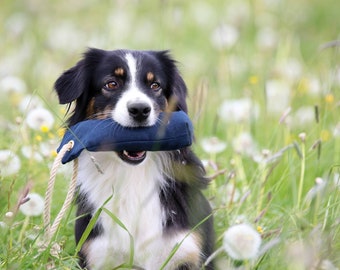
(150, 82), (161, 91)
(104, 81), (119, 90)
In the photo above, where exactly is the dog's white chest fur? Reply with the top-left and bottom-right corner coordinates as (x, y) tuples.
(77, 151), (200, 269)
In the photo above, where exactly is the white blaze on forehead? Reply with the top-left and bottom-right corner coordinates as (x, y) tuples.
(125, 53), (137, 86)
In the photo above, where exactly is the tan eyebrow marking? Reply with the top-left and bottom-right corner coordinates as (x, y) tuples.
(146, 72), (155, 82)
(114, 67), (125, 76)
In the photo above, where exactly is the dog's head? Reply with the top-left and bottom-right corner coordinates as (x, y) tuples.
(55, 48), (188, 127)
(55, 48), (188, 164)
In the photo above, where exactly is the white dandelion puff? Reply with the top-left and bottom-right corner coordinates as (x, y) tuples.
(232, 132), (257, 157)
(276, 58), (303, 82)
(305, 177), (327, 202)
(25, 107), (54, 130)
(0, 150), (21, 177)
(0, 75), (27, 94)
(223, 223), (262, 260)
(265, 79), (291, 114)
(21, 145), (43, 162)
(219, 98), (259, 123)
(320, 259), (339, 270)
(333, 123), (340, 137)
(201, 137), (227, 154)
(256, 27), (278, 50)
(18, 95), (43, 113)
(19, 193), (44, 217)
(211, 23), (239, 50)
(290, 106), (315, 128)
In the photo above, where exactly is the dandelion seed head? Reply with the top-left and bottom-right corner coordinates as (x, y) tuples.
(211, 23), (239, 50)
(223, 223), (262, 260)
(298, 132), (307, 142)
(276, 58), (303, 82)
(333, 123), (340, 137)
(18, 95), (43, 113)
(19, 193), (44, 217)
(232, 132), (257, 156)
(0, 75), (27, 94)
(265, 79), (291, 114)
(290, 106), (315, 128)
(25, 107), (54, 131)
(219, 98), (259, 123)
(256, 26), (278, 50)
(0, 150), (21, 177)
(201, 137), (227, 154)
(21, 145), (43, 162)
(5, 211), (14, 218)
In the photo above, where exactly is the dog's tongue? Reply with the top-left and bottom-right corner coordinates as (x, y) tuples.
(124, 150), (145, 159)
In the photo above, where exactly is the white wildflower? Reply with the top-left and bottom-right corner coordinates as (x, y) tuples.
(0, 150), (21, 177)
(320, 259), (339, 270)
(225, 1), (250, 26)
(19, 193), (44, 217)
(232, 132), (257, 156)
(226, 55), (247, 76)
(47, 22), (85, 52)
(333, 173), (340, 188)
(219, 98), (259, 123)
(190, 1), (215, 26)
(286, 240), (316, 269)
(306, 76), (321, 96)
(5, 13), (28, 37)
(223, 223), (262, 260)
(291, 106), (315, 127)
(305, 177), (327, 202)
(276, 58), (303, 82)
(18, 95), (43, 113)
(211, 23), (239, 50)
(25, 107), (54, 130)
(256, 27), (278, 50)
(5, 211), (14, 218)
(265, 79), (291, 114)
(201, 137), (227, 154)
(333, 123), (340, 137)
(0, 75), (27, 94)
(21, 145), (43, 162)
(0, 221), (8, 228)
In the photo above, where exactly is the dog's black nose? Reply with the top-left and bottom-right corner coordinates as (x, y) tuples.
(127, 102), (151, 122)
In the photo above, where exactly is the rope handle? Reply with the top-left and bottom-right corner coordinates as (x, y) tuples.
(43, 140), (78, 245)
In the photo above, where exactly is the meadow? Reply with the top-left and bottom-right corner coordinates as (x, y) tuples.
(1, 0), (340, 269)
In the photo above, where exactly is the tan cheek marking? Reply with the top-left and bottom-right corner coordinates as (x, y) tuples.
(86, 98), (95, 118)
(114, 67), (124, 76)
(146, 72), (155, 83)
(94, 105), (113, 120)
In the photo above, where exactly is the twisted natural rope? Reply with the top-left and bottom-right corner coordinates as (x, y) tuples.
(43, 140), (78, 244)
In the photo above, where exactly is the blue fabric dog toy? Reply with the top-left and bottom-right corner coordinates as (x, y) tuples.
(57, 111), (194, 164)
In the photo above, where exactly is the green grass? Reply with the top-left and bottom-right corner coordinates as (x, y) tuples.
(1, 0), (340, 269)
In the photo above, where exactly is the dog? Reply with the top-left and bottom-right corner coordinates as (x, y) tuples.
(54, 48), (214, 270)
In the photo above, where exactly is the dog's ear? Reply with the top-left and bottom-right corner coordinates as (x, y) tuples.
(157, 51), (188, 113)
(54, 48), (105, 105)
(54, 59), (87, 104)
(171, 70), (188, 113)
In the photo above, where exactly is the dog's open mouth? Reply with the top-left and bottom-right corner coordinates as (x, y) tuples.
(118, 150), (147, 165)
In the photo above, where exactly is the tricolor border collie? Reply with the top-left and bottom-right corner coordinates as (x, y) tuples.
(55, 48), (214, 269)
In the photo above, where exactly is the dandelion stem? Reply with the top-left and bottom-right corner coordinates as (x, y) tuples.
(257, 163), (267, 213)
(18, 216), (30, 243)
(297, 140), (306, 209)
